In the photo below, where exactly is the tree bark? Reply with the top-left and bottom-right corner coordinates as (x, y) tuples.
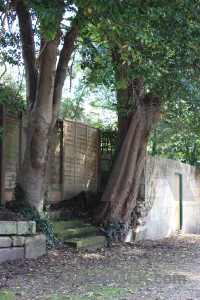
(16, 0), (37, 111)
(97, 93), (161, 225)
(97, 48), (161, 226)
(17, 35), (60, 212)
(17, 118), (53, 212)
(151, 127), (157, 156)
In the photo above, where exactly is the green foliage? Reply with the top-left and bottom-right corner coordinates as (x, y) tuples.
(0, 4), (21, 66)
(0, 82), (25, 115)
(6, 183), (59, 248)
(148, 92), (200, 166)
(100, 128), (117, 156)
(60, 97), (85, 121)
(59, 81), (87, 121)
(76, 81), (117, 128)
(0, 290), (16, 300)
(0, 80), (25, 139)
(102, 219), (125, 243)
(44, 186), (51, 216)
(24, 0), (65, 41)
(78, 0), (200, 111)
(2, 0), (200, 115)
(12, 182), (27, 208)
(87, 117), (117, 130)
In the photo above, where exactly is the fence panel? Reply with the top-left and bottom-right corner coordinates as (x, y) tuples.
(63, 120), (99, 200)
(4, 115), (19, 201)
(2, 112), (99, 204)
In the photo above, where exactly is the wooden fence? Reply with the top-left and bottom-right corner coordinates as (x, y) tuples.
(0, 108), (100, 205)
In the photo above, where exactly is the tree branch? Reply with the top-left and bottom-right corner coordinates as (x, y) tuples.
(0, 53), (7, 80)
(15, 0), (37, 111)
(0, 0), (9, 41)
(53, 21), (79, 119)
(0, 0), (9, 80)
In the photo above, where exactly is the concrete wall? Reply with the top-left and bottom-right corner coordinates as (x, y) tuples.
(134, 156), (200, 241)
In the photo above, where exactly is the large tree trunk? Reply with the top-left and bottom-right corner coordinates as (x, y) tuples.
(17, 117), (53, 212)
(15, 1), (79, 212)
(16, 35), (60, 212)
(116, 86), (132, 152)
(97, 49), (161, 226)
(98, 93), (161, 225)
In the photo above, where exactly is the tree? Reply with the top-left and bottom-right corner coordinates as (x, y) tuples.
(1, 0), (84, 211)
(148, 91), (200, 166)
(78, 1), (200, 225)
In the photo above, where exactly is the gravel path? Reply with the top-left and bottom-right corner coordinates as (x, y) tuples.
(0, 234), (200, 300)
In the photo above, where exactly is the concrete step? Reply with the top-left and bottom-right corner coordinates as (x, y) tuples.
(48, 210), (106, 249)
(65, 235), (106, 249)
(53, 220), (84, 231)
(54, 226), (98, 240)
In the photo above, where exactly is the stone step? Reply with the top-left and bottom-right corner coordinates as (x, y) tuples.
(54, 226), (98, 240)
(65, 235), (106, 249)
(53, 220), (84, 231)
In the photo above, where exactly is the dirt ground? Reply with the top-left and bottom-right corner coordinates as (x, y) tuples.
(0, 234), (200, 300)
(0, 208), (27, 221)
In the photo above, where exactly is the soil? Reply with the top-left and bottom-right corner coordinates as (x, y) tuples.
(0, 234), (200, 300)
(50, 192), (102, 220)
(0, 207), (27, 221)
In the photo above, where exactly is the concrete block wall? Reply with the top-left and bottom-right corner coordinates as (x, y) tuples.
(0, 221), (46, 263)
(134, 156), (200, 241)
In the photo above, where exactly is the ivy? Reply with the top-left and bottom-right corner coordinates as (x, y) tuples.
(6, 183), (60, 248)
(102, 219), (126, 243)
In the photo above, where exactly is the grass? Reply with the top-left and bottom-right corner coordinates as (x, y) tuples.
(0, 286), (135, 300)
(71, 285), (136, 300)
(0, 291), (16, 300)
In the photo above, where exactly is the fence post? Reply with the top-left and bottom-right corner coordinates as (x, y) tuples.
(19, 112), (23, 169)
(60, 120), (64, 201)
(97, 128), (101, 192)
(74, 122), (77, 192)
(0, 106), (6, 205)
(85, 125), (88, 191)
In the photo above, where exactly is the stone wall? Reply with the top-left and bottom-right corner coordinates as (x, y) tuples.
(134, 156), (200, 241)
(0, 221), (46, 263)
